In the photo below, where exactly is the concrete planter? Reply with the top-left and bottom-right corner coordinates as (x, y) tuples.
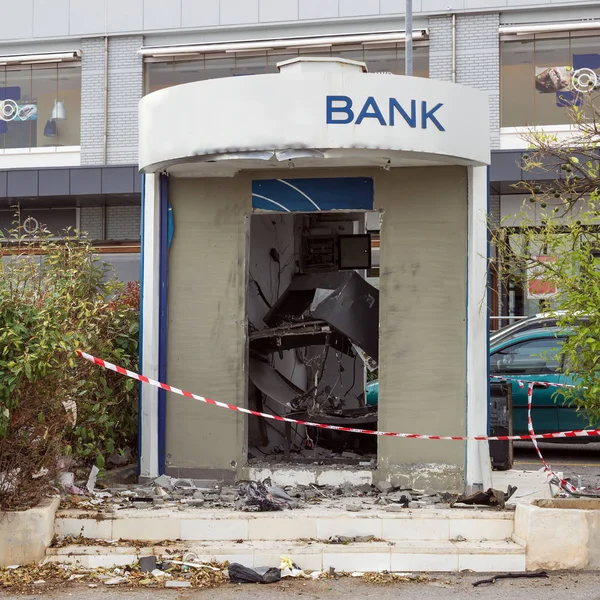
(515, 498), (600, 570)
(0, 497), (60, 566)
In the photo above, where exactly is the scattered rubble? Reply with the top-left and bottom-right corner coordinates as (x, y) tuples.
(54, 472), (469, 516)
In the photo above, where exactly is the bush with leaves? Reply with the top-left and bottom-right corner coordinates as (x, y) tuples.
(492, 90), (600, 425)
(0, 226), (139, 508)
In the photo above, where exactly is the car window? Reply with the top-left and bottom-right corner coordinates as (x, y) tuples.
(491, 319), (559, 345)
(491, 337), (565, 375)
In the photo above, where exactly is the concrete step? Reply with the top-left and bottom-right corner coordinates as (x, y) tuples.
(54, 507), (516, 544)
(45, 539), (526, 573)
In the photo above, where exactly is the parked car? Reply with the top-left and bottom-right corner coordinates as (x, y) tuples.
(490, 311), (588, 346)
(365, 327), (592, 437)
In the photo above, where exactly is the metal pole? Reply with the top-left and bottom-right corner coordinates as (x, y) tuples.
(405, 0), (413, 76)
(452, 13), (457, 83)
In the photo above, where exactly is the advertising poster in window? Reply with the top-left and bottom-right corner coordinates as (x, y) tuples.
(527, 255), (558, 299)
(535, 67), (571, 94)
(535, 67), (571, 93)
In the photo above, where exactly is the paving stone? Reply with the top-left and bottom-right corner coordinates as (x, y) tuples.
(165, 580), (191, 588)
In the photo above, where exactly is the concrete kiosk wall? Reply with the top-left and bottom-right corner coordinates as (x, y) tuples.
(164, 166), (468, 489)
(376, 166), (467, 489)
(165, 177), (249, 479)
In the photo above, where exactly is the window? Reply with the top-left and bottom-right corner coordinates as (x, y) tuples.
(0, 63), (81, 150)
(501, 32), (600, 127)
(145, 43), (429, 94)
(0, 208), (77, 239)
(491, 337), (565, 375)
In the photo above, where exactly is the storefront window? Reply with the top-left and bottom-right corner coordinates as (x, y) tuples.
(501, 33), (600, 127)
(0, 63), (81, 150)
(146, 43), (429, 94)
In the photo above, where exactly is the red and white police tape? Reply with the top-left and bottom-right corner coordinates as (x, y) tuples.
(519, 381), (577, 494)
(76, 350), (599, 444)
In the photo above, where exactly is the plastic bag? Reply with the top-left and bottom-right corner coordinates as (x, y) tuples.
(228, 563), (281, 584)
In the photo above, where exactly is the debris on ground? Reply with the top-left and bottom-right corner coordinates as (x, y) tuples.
(228, 563), (281, 584)
(236, 480), (290, 512)
(0, 556), (227, 592)
(452, 486), (517, 510)
(327, 535), (377, 544)
(53, 466), (477, 516)
(59, 472), (86, 496)
(362, 572), (429, 584)
(472, 571), (548, 587)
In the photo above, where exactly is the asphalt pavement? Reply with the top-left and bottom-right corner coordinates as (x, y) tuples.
(514, 441), (600, 490)
(3, 572), (599, 600)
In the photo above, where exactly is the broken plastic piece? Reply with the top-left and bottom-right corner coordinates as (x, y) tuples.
(228, 563), (281, 584)
(139, 556), (157, 573)
(86, 466), (99, 493)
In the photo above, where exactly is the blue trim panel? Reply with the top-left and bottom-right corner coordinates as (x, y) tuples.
(251, 177), (373, 212)
(137, 174), (146, 476)
(158, 174), (169, 475)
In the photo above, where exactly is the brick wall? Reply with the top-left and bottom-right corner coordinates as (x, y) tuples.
(80, 205), (141, 241)
(429, 13), (500, 149)
(80, 38), (105, 166)
(79, 206), (103, 239)
(107, 36), (143, 165)
(106, 206), (141, 240)
(489, 194), (501, 227)
(81, 36), (143, 166)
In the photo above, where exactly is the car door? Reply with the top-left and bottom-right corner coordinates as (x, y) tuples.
(557, 356), (593, 433)
(490, 336), (565, 436)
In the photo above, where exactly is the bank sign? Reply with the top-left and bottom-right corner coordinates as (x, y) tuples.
(326, 95), (445, 131)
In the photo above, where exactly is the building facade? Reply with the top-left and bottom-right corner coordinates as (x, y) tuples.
(1, 1), (599, 306)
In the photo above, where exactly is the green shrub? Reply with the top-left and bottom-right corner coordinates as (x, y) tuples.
(0, 226), (139, 508)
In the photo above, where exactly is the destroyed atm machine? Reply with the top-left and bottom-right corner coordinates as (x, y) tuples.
(248, 270), (380, 456)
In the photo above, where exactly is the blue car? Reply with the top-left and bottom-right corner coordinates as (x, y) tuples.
(366, 329), (589, 436)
